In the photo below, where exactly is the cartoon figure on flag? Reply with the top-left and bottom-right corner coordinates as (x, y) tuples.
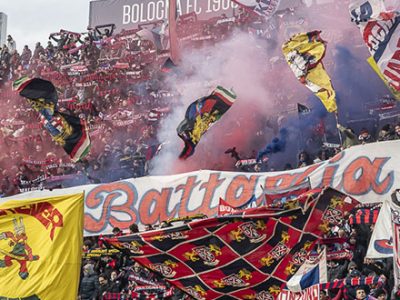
(0, 193), (83, 299)
(0, 217), (39, 280)
(282, 31), (337, 113)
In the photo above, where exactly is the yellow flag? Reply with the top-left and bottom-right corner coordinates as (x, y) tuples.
(0, 193), (84, 300)
(282, 31), (337, 113)
(367, 56), (400, 101)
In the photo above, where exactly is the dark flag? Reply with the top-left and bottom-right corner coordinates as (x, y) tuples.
(297, 103), (311, 115)
(13, 77), (91, 162)
(105, 187), (359, 299)
(177, 86), (237, 159)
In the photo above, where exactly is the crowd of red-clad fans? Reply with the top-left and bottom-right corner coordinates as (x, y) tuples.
(0, 7), (399, 197)
(0, 9), (266, 197)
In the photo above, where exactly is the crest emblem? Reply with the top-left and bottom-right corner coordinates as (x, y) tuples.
(184, 244), (222, 266)
(291, 248), (308, 265)
(239, 222), (266, 243)
(123, 241), (143, 254)
(150, 260), (177, 278)
(269, 242), (290, 260)
(213, 268), (252, 288)
(169, 232), (188, 240)
(256, 291), (274, 300)
(194, 245), (220, 266)
(185, 285), (207, 300)
(322, 207), (342, 225)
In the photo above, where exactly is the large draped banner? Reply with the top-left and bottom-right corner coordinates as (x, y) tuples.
(105, 188), (358, 300)
(1, 141), (399, 236)
(0, 193), (84, 300)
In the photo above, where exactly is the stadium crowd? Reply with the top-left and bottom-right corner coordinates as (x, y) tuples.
(0, 9), (266, 197)
(0, 7), (399, 197)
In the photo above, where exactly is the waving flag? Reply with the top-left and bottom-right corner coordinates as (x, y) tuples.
(13, 77), (91, 162)
(282, 31), (337, 113)
(349, 0), (400, 95)
(0, 193), (84, 300)
(177, 86), (237, 159)
(231, 0), (281, 19)
(286, 248), (327, 292)
(367, 56), (400, 100)
(105, 187), (358, 299)
(366, 201), (393, 258)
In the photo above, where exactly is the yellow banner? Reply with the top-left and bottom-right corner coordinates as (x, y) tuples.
(0, 193), (84, 300)
(367, 56), (400, 101)
(282, 31), (337, 113)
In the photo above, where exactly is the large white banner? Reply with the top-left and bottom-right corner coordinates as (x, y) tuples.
(1, 141), (399, 236)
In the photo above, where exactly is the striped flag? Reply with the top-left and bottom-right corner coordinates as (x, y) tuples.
(349, 205), (380, 225)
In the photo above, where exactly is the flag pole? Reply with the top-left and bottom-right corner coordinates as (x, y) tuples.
(334, 112), (343, 148)
(168, 0), (181, 65)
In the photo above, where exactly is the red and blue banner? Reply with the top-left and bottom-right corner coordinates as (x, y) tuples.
(105, 187), (358, 299)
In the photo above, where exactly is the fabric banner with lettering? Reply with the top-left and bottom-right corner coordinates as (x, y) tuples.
(105, 187), (358, 299)
(177, 86), (237, 159)
(0, 140), (399, 237)
(0, 193), (84, 300)
(277, 285), (320, 300)
(349, 0), (400, 95)
(282, 31), (337, 113)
